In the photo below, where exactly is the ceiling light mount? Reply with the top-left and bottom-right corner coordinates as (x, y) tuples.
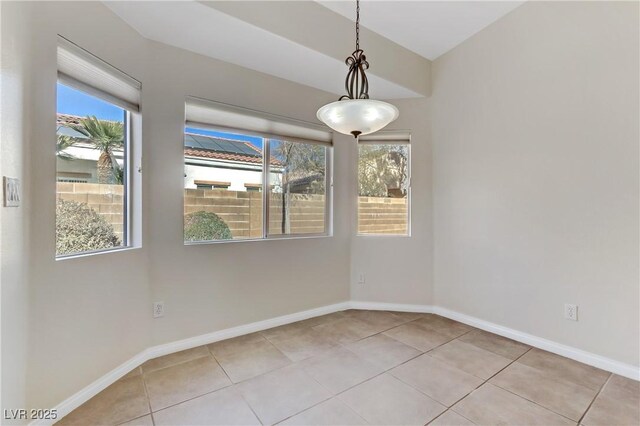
(317, 0), (399, 138)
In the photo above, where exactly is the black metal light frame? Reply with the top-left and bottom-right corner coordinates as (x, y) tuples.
(339, 0), (370, 102)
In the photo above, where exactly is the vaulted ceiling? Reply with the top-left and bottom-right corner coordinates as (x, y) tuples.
(104, 1), (524, 99)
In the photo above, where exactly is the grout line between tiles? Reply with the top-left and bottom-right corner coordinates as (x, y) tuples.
(577, 372), (613, 425)
(472, 347), (593, 423)
(139, 370), (155, 426)
(445, 346), (533, 413)
(264, 313), (432, 424)
(146, 383), (236, 416)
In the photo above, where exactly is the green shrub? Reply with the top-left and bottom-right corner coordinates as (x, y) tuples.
(184, 211), (232, 241)
(56, 199), (121, 255)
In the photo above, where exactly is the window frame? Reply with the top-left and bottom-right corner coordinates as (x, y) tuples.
(55, 90), (137, 259)
(183, 123), (333, 245)
(263, 137), (333, 241)
(356, 137), (412, 238)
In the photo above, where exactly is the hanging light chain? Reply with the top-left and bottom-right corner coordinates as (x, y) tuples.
(355, 0), (360, 51)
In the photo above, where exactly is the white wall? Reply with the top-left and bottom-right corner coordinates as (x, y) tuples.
(184, 162), (263, 191)
(0, 2), (33, 420)
(431, 1), (639, 367)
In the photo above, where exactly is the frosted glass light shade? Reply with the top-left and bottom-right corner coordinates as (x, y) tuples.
(317, 99), (399, 137)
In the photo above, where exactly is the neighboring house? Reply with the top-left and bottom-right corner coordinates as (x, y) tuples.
(184, 132), (283, 191)
(56, 114), (282, 190)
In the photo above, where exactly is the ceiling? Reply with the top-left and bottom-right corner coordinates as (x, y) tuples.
(104, 1), (525, 99)
(319, 1), (525, 60)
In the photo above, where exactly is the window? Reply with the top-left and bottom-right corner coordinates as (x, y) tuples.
(56, 36), (141, 257)
(357, 134), (411, 235)
(268, 140), (328, 236)
(184, 98), (332, 243)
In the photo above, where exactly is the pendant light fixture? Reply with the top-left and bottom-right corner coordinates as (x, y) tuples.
(317, 0), (399, 138)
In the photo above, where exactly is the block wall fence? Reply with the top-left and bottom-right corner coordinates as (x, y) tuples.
(56, 183), (408, 239)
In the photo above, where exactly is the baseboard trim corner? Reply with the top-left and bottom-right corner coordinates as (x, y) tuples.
(37, 301), (350, 425)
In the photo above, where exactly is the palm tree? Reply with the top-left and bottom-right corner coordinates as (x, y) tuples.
(56, 135), (77, 160)
(71, 116), (124, 184)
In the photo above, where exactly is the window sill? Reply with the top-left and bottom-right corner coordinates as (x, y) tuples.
(356, 233), (411, 238)
(55, 245), (141, 261)
(184, 233), (332, 246)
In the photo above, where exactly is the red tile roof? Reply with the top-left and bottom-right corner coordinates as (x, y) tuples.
(57, 113), (281, 166)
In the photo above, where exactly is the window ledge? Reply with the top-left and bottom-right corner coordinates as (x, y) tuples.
(55, 245), (141, 261)
(184, 233), (332, 246)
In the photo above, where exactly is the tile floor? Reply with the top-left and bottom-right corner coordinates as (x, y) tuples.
(56, 310), (640, 426)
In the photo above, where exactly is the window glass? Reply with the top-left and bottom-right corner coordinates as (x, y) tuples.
(358, 143), (410, 235)
(184, 128), (264, 241)
(268, 140), (327, 236)
(56, 83), (129, 256)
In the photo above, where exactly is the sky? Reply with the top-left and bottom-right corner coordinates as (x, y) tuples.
(57, 83), (262, 148)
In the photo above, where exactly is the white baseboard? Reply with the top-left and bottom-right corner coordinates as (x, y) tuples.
(431, 306), (640, 382)
(36, 301), (350, 426)
(352, 300), (640, 381)
(349, 301), (434, 313)
(41, 300), (639, 425)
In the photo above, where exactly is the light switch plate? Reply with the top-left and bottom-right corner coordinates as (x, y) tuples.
(3, 177), (20, 207)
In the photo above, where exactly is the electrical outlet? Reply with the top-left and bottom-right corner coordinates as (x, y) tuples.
(564, 303), (578, 321)
(358, 273), (366, 284)
(153, 301), (165, 318)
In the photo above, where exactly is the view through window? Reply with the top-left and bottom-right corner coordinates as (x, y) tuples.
(184, 129), (330, 242)
(358, 142), (410, 235)
(268, 140), (327, 236)
(56, 83), (129, 256)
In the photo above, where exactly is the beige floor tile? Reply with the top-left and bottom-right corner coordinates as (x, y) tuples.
(145, 355), (232, 411)
(452, 383), (574, 425)
(311, 317), (378, 344)
(342, 310), (407, 332)
(56, 376), (149, 426)
(582, 375), (640, 426)
(457, 329), (530, 360)
(428, 340), (512, 379)
(388, 311), (428, 322)
(608, 374), (640, 396)
(118, 415), (154, 426)
(301, 347), (385, 394)
(339, 373), (446, 425)
(347, 334), (421, 370)
(490, 361), (598, 421)
(279, 398), (368, 425)
(429, 410), (476, 425)
(153, 387), (260, 425)
(413, 315), (473, 339)
(261, 322), (309, 341)
(120, 366), (142, 380)
(142, 345), (210, 374)
(235, 364), (331, 425)
(214, 339), (291, 383)
(383, 323), (452, 351)
(208, 333), (266, 358)
(295, 311), (347, 328)
(518, 348), (610, 390)
(269, 329), (338, 362)
(390, 354), (483, 407)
